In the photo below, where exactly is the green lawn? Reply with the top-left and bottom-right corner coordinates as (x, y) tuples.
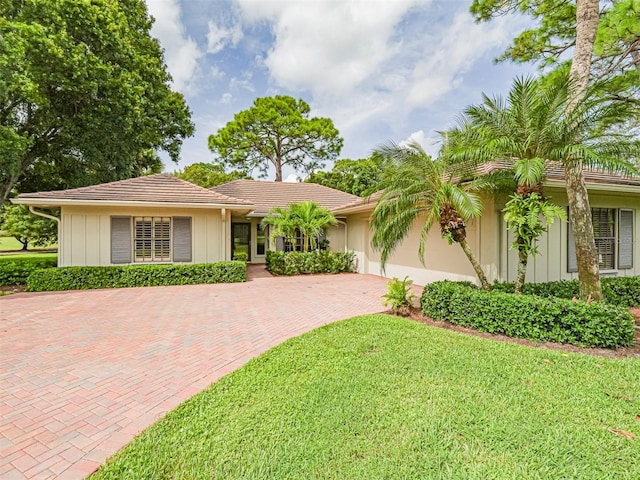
(92, 315), (639, 479)
(0, 236), (57, 252)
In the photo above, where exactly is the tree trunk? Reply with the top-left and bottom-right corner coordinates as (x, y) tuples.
(564, 0), (603, 301)
(458, 238), (491, 291)
(274, 160), (283, 182)
(514, 241), (528, 294)
(565, 160), (603, 300)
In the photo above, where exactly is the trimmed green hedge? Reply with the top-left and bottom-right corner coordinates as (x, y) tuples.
(491, 276), (640, 307)
(26, 261), (246, 292)
(421, 281), (635, 348)
(0, 255), (58, 286)
(266, 250), (356, 276)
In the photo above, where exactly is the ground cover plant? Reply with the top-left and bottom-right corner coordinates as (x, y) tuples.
(422, 281), (635, 348)
(26, 261), (246, 291)
(0, 253), (57, 286)
(91, 315), (639, 479)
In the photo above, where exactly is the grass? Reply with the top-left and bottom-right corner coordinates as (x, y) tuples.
(92, 315), (639, 479)
(0, 236), (57, 252)
(0, 252), (57, 262)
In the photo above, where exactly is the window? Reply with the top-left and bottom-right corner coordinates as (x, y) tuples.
(568, 208), (634, 272)
(135, 217), (171, 262)
(111, 216), (192, 264)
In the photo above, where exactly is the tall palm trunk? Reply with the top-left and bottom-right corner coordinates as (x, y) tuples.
(458, 238), (491, 291)
(565, 0), (603, 301)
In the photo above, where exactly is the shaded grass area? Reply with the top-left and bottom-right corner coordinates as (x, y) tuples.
(93, 315), (640, 480)
(0, 236), (57, 253)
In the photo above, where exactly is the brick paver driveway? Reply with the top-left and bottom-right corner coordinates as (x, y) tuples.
(1, 272), (391, 479)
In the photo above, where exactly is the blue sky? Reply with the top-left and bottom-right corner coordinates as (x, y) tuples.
(145, 0), (534, 181)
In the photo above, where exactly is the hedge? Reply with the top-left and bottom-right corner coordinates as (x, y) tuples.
(0, 255), (58, 286)
(266, 250), (356, 276)
(26, 261), (246, 292)
(491, 276), (640, 307)
(421, 281), (635, 348)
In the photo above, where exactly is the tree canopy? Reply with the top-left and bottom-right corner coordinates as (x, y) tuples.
(174, 163), (251, 189)
(0, 0), (194, 202)
(470, 0), (639, 103)
(0, 204), (57, 250)
(208, 96), (343, 182)
(306, 154), (386, 196)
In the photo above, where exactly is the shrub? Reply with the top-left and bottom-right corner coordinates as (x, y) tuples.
(26, 261), (246, 292)
(232, 251), (248, 262)
(421, 281), (635, 348)
(492, 276), (640, 307)
(382, 276), (416, 316)
(265, 250), (355, 276)
(0, 255), (58, 286)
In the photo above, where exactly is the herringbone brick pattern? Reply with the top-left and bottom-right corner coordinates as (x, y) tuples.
(0, 272), (390, 479)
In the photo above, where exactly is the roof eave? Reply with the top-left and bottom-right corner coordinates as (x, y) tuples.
(11, 198), (255, 210)
(544, 179), (640, 194)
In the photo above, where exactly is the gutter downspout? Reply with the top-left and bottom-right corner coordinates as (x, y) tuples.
(29, 206), (61, 266)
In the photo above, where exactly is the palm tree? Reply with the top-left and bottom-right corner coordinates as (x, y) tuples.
(262, 201), (337, 253)
(446, 75), (640, 299)
(370, 141), (491, 291)
(288, 202), (337, 252)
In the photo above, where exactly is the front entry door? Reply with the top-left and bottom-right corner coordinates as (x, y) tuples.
(232, 223), (251, 261)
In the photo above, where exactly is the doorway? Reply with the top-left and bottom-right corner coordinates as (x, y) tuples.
(232, 223), (251, 261)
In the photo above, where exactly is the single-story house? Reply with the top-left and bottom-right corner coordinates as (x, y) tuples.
(12, 167), (639, 285)
(332, 163), (640, 285)
(12, 174), (358, 266)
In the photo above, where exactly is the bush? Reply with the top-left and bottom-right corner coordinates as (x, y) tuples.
(0, 255), (58, 286)
(266, 250), (355, 276)
(492, 276), (640, 307)
(421, 281), (635, 348)
(26, 261), (246, 292)
(232, 251), (248, 262)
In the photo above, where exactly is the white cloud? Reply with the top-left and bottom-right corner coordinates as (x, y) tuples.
(146, 0), (203, 93)
(406, 12), (513, 107)
(283, 173), (301, 183)
(221, 92), (233, 104)
(236, 0), (430, 97)
(210, 65), (226, 80)
(206, 20), (243, 54)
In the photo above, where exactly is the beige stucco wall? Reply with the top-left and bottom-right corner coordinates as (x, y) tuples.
(59, 205), (225, 267)
(345, 195), (502, 286)
(500, 188), (640, 282)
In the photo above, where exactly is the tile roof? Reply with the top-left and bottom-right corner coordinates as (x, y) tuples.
(211, 180), (361, 215)
(477, 159), (640, 187)
(16, 174), (253, 206)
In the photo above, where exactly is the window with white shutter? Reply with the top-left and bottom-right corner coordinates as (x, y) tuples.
(134, 217), (171, 262)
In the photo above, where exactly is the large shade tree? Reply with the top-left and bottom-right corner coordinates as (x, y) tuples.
(371, 141), (491, 291)
(0, 0), (194, 202)
(471, 0), (640, 300)
(208, 96), (343, 182)
(446, 76), (639, 295)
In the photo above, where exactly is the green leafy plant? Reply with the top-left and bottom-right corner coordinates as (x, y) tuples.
(0, 254), (57, 286)
(492, 276), (640, 308)
(382, 276), (416, 316)
(265, 250), (355, 276)
(26, 261), (246, 292)
(421, 281), (635, 348)
(232, 251), (248, 262)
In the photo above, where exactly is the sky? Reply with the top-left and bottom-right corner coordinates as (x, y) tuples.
(145, 0), (535, 181)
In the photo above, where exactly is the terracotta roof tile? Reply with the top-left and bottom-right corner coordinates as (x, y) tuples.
(16, 174), (253, 206)
(211, 180), (360, 215)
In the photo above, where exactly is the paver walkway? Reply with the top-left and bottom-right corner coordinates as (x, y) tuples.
(0, 273), (390, 479)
